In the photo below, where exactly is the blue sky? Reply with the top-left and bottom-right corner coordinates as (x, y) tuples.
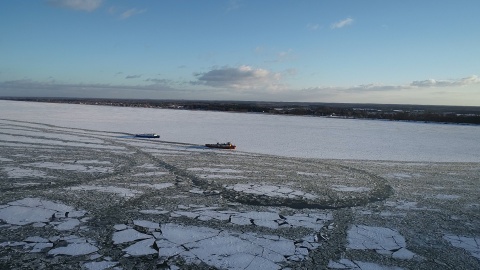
(1, 0), (479, 105)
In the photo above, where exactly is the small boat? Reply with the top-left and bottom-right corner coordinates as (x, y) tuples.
(205, 142), (236, 149)
(135, 133), (160, 138)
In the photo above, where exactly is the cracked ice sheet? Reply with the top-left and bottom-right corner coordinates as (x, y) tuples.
(113, 228), (153, 244)
(115, 222), (320, 269)
(67, 185), (142, 199)
(0, 198), (85, 226)
(347, 225), (418, 259)
(83, 261), (119, 270)
(328, 259), (404, 270)
(2, 234), (97, 256)
(444, 235), (480, 260)
(48, 236), (98, 256)
(169, 206), (330, 230)
(225, 183), (318, 200)
(158, 223), (291, 270)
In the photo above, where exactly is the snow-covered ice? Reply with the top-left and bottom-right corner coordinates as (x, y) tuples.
(2, 100), (479, 162)
(328, 259), (404, 269)
(225, 183), (318, 200)
(0, 198), (85, 226)
(113, 222), (322, 269)
(347, 225), (418, 260)
(444, 235), (480, 260)
(67, 185), (142, 199)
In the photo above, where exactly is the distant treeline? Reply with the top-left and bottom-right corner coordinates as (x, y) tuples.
(3, 97), (480, 125)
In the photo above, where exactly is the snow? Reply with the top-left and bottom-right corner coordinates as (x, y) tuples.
(1, 100), (479, 162)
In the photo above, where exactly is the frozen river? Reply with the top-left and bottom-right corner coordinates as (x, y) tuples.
(1, 100), (479, 162)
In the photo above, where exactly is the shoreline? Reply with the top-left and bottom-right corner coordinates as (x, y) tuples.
(2, 97), (480, 126)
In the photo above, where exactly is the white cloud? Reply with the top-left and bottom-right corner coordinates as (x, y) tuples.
(125, 75), (142, 79)
(307, 23), (320, 31)
(120, 8), (147, 19)
(410, 75), (480, 88)
(193, 65), (283, 91)
(331, 17), (354, 29)
(2, 75), (479, 105)
(227, 0), (241, 12)
(277, 49), (294, 62)
(47, 0), (103, 12)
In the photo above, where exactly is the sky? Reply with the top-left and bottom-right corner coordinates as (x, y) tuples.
(1, 0), (479, 106)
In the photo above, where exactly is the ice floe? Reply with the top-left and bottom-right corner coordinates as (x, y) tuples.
(123, 238), (157, 256)
(347, 225), (419, 260)
(83, 260), (119, 270)
(434, 194), (460, 200)
(67, 185), (142, 199)
(2, 166), (53, 179)
(444, 235), (480, 260)
(384, 173), (420, 179)
(384, 200), (436, 211)
(113, 222), (322, 269)
(297, 171), (331, 177)
(328, 259), (404, 269)
(133, 220), (160, 230)
(48, 241), (98, 256)
(112, 228), (153, 244)
(27, 161), (112, 173)
(188, 167), (244, 173)
(224, 183), (318, 200)
(0, 197), (85, 226)
(331, 185), (371, 192)
(0, 198), (98, 256)
(132, 183), (174, 190)
(152, 205), (331, 231)
(140, 209), (169, 215)
(132, 171), (169, 177)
